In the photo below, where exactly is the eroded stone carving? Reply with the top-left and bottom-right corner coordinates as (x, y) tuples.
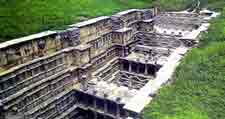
(0, 8), (216, 119)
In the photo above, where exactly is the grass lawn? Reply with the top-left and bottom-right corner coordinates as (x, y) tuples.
(0, 0), (154, 42)
(142, 7), (225, 119)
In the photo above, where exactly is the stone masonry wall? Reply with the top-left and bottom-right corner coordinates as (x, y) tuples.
(0, 9), (155, 119)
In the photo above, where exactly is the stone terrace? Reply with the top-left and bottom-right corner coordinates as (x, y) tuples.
(0, 8), (218, 119)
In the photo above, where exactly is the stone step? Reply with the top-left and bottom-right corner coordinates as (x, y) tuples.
(54, 104), (78, 119)
(3, 69), (70, 110)
(24, 89), (72, 118)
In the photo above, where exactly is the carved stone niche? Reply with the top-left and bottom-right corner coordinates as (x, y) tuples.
(5, 48), (18, 66)
(37, 39), (46, 50)
(138, 20), (154, 32)
(37, 39), (46, 56)
(142, 9), (153, 20)
(113, 28), (132, 45)
(73, 44), (91, 67)
(21, 43), (33, 63)
(57, 28), (80, 48)
(0, 50), (7, 67)
(111, 16), (124, 31)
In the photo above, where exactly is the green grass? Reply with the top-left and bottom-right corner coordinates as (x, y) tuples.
(0, 0), (154, 42)
(143, 42), (225, 119)
(200, 0), (225, 11)
(143, 6), (225, 119)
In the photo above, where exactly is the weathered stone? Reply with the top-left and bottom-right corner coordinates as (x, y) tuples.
(0, 8), (213, 119)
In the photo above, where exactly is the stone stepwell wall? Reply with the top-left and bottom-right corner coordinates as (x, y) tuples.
(0, 8), (156, 119)
(0, 9), (154, 71)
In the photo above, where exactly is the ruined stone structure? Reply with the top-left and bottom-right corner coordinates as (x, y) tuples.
(0, 8), (216, 119)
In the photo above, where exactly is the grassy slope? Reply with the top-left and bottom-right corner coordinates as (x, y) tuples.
(143, 5), (225, 119)
(0, 0), (154, 42)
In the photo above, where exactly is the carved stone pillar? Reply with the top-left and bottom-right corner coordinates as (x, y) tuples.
(116, 104), (120, 118)
(128, 62), (132, 72)
(93, 96), (98, 119)
(93, 96), (97, 108)
(124, 47), (129, 57)
(103, 94), (108, 113)
(94, 112), (98, 119)
(81, 75), (88, 91)
(145, 64), (148, 75)
(136, 62), (140, 74)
